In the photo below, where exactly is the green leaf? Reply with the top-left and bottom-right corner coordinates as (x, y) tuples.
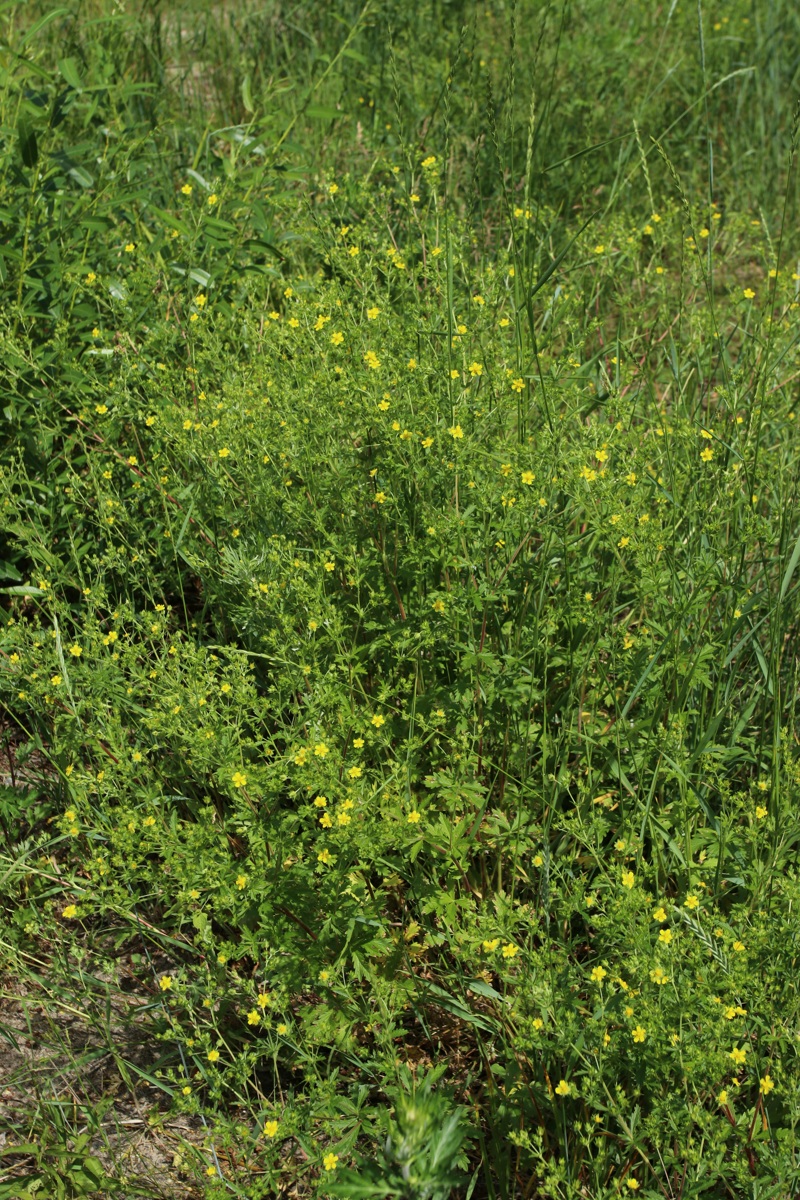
(241, 74), (255, 113)
(306, 104), (341, 121)
(18, 117), (38, 169)
(58, 56), (83, 90)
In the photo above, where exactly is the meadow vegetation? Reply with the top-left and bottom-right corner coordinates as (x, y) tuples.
(3, 1), (800, 1197)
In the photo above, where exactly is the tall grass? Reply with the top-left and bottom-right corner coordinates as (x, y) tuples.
(2, 2), (800, 1198)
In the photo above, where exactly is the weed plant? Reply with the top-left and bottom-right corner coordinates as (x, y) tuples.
(2, 2), (800, 1198)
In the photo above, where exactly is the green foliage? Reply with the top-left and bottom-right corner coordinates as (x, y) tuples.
(3, 2), (800, 1198)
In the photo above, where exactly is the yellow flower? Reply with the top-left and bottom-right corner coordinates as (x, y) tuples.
(555, 1079), (570, 1096)
(314, 742), (329, 758)
(511, 377), (524, 392)
(318, 849), (332, 864)
(235, 874), (247, 889)
(625, 472), (637, 487)
(658, 928), (673, 945)
(277, 1022), (288, 1035)
(700, 446), (713, 462)
(367, 306), (380, 319)
(371, 713), (385, 727)
(621, 870), (635, 889)
(62, 904), (78, 919)
(432, 598), (445, 613)
(257, 992), (271, 1008)
(521, 470), (535, 485)
(124, 242), (135, 253)
(319, 813), (333, 828)
(626, 1182), (640, 1192)
(247, 1009), (260, 1025)
(143, 815), (156, 827)
(207, 1049), (220, 1062)
(69, 644), (82, 657)
(732, 940), (745, 953)
(324, 561), (335, 572)
(760, 1074), (775, 1095)
(313, 796), (328, 808)
(730, 1046), (746, 1064)
(208, 193), (218, 205)
(159, 975), (173, 990)
(717, 1089), (728, 1106)
(755, 805), (767, 819)
(684, 894), (699, 909)
(363, 350), (381, 370)
(632, 1026), (646, 1043)
(407, 810), (421, 824)
(181, 183), (193, 195)
(468, 362), (483, 377)
(591, 966), (607, 982)
(501, 943), (518, 959)
(449, 424), (464, 439)
(264, 1119), (279, 1137)
(743, 287), (755, 299)
(323, 1153), (339, 1172)
(649, 966), (669, 985)
(50, 674), (62, 686)
(232, 771), (247, 789)
(615, 839), (626, 851)
(330, 331), (344, 346)
(483, 938), (500, 952)
(347, 765), (362, 779)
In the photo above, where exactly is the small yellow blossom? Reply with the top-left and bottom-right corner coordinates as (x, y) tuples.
(555, 1079), (570, 1096)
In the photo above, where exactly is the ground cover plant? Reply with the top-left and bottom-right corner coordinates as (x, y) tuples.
(3, 1), (800, 1197)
